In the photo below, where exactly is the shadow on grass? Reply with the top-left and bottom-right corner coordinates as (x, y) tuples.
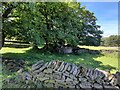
(2, 47), (117, 71)
(4, 43), (30, 48)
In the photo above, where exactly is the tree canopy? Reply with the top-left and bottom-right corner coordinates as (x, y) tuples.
(2, 2), (103, 50)
(102, 35), (120, 46)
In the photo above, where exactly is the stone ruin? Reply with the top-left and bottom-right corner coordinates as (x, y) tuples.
(16, 60), (120, 89)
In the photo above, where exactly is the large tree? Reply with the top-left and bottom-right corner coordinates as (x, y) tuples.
(2, 2), (103, 50)
(2, 2), (18, 46)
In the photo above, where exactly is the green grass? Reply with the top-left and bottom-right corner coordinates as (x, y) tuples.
(0, 45), (118, 73)
(78, 45), (119, 51)
(0, 42), (119, 88)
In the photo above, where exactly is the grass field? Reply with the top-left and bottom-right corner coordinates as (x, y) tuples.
(0, 43), (119, 73)
(0, 42), (119, 88)
(78, 45), (119, 51)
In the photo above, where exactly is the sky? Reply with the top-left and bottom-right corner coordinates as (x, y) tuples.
(76, 2), (118, 37)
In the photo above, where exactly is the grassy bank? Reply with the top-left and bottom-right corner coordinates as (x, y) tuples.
(0, 43), (119, 88)
(0, 46), (118, 73)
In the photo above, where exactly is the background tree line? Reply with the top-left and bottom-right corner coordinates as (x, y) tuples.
(2, 2), (103, 51)
(101, 35), (120, 47)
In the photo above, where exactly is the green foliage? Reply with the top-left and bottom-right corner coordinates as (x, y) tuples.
(102, 35), (120, 46)
(2, 2), (103, 48)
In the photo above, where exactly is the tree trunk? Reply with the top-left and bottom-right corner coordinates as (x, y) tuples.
(32, 44), (39, 50)
(2, 32), (5, 47)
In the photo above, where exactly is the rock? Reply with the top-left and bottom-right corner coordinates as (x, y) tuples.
(75, 84), (80, 88)
(44, 74), (52, 79)
(53, 84), (60, 88)
(32, 60), (44, 71)
(57, 62), (64, 71)
(34, 72), (45, 78)
(67, 64), (72, 72)
(46, 61), (53, 68)
(62, 62), (69, 73)
(65, 81), (73, 86)
(87, 69), (94, 79)
(51, 61), (57, 69)
(72, 66), (78, 76)
(33, 62), (49, 74)
(109, 75), (118, 86)
(95, 69), (110, 80)
(61, 75), (66, 81)
(63, 46), (73, 54)
(43, 68), (53, 74)
(78, 77), (87, 82)
(96, 78), (104, 85)
(63, 71), (70, 77)
(110, 78), (118, 86)
(115, 72), (120, 87)
(72, 80), (79, 85)
(93, 83), (103, 89)
(69, 74), (74, 80)
(39, 62), (48, 72)
(59, 62), (66, 72)
(79, 82), (92, 89)
(70, 64), (76, 74)
(53, 61), (62, 70)
(37, 77), (49, 82)
(86, 68), (91, 77)
(52, 73), (62, 80)
(103, 85), (119, 90)
(35, 80), (43, 88)
(78, 66), (88, 76)
(73, 76), (78, 81)
(75, 69), (81, 77)
(21, 72), (32, 80)
(68, 85), (75, 88)
(91, 69), (100, 80)
(55, 80), (66, 85)
(54, 82), (66, 88)
(44, 79), (55, 84)
(53, 70), (63, 75)
(44, 83), (54, 88)
(73, 48), (87, 54)
(65, 77), (73, 82)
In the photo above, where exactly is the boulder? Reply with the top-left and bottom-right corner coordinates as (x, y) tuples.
(63, 47), (73, 54)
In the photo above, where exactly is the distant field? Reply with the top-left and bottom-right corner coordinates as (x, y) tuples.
(78, 45), (119, 51)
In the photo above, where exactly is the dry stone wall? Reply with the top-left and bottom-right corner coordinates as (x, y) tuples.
(22, 60), (120, 89)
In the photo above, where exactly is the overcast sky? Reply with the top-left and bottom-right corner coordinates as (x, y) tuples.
(77, 2), (118, 37)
